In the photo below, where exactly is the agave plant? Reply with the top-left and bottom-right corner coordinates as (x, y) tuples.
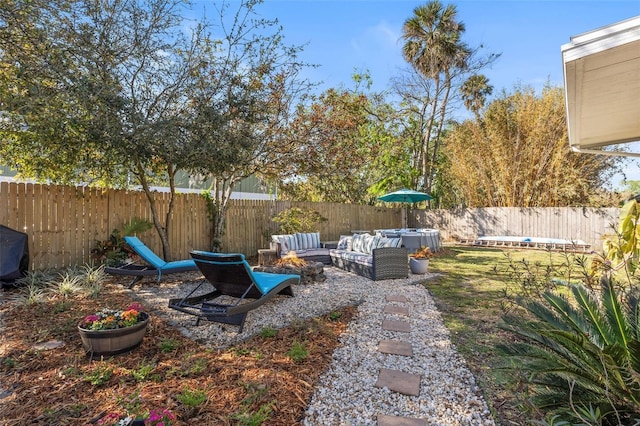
(499, 275), (640, 424)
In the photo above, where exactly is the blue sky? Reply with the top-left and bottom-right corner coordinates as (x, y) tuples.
(195, 0), (640, 186)
(239, 0), (640, 97)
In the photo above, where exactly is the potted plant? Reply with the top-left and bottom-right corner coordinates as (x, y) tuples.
(78, 303), (150, 357)
(409, 246), (433, 274)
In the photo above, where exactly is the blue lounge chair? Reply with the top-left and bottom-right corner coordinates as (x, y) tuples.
(169, 251), (299, 333)
(105, 236), (198, 287)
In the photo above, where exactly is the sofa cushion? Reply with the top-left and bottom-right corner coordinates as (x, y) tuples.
(363, 234), (376, 254)
(273, 234), (298, 254)
(380, 237), (402, 248)
(337, 235), (352, 250)
(334, 250), (373, 266)
(296, 232), (320, 249)
(352, 233), (370, 253)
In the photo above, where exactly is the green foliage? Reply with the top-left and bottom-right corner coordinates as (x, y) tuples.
(92, 229), (129, 267)
(286, 339), (309, 363)
(177, 388), (207, 408)
(231, 403), (272, 426)
(259, 327), (278, 338)
(130, 359), (157, 382)
(329, 311), (342, 321)
(92, 218), (151, 266)
(231, 382), (273, 426)
(272, 208), (327, 234)
(603, 198), (640, 275)
(84, 363), (113, 386)
(10, 283), (46, 305)
(499, 276), (640, 424)
(122, 218), (154, 236)
(284, 83), (405, 204)
(179, 355), (208, 377)
(47, 271), (82, 299)
(158, 338), (180, 353)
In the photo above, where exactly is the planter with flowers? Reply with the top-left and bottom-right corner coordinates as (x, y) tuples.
(409, 246), (433, 274)
(78, 303), (149, 357)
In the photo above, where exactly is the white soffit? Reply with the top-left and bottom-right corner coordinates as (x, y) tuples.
(562, 16), (640, 156)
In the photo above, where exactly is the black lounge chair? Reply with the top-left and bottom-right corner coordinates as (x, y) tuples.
(168, 251), (299, 333)
(105, 236), (198, 287)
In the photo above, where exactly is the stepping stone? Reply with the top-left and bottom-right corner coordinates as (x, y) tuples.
(382, 319), (410, 333)
(377, 414), (427, 426)
(32, 340), (65, 351)
(378, 339), (413, 356)
(384, 304), (409, 316)
(386, 295), (408, 302)
(375, 368), (421, 396)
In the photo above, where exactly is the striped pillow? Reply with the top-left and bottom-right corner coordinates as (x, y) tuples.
(296, 232), (320, 249)
(277, 234), (299, 254)
(381, 237), (402, 248)
(337, 235), (352, 250)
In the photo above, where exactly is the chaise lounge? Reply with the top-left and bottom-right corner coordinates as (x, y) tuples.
(168, 251), (299, 333)
(104, 236), (198, 287)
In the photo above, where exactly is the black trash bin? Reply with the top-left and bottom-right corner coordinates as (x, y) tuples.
(0, 225), (29, 288)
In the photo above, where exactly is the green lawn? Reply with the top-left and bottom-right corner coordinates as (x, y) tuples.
(423, 246), (594, 425)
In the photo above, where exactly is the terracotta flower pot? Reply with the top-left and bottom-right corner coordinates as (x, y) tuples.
(409, 258), (429, 274)
(78, 312), (149, 357)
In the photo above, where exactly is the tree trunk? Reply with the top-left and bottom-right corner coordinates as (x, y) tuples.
(135, 162), (174, 261)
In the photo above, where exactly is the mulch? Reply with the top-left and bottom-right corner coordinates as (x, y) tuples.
(0, 278), (356, 425)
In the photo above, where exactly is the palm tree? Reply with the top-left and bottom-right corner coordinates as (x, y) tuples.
(460, 74), (492, 119)
(400, 0), (470, 196)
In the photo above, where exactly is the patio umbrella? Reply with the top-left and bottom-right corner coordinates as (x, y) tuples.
(377, 189), (433, 203)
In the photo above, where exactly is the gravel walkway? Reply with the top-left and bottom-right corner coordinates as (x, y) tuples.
(130, 266), (495, 425)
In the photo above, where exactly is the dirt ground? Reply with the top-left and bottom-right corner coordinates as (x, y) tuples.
(0, 276), (355, 425)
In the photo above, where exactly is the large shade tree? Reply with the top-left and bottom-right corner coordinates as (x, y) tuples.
(0, 0), (210, 260)
(282, 74), (410, 204)
(0, 0), (310, 256)
(184, 0), (313, 250)
(441, 84), (621, 207)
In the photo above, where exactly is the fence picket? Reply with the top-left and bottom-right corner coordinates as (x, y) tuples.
(0, 181), (622, 271)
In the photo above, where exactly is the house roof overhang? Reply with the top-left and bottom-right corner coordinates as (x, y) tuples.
(562, 16), (640, 157)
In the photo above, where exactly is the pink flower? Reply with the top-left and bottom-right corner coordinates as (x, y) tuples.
(127, 302), (144, 312)
(84, 314), (100, 324)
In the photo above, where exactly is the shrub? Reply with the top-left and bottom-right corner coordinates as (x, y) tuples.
(500, 275), (640, 424)
(498, 198), (640, 424)
(272, 207), (327, 234)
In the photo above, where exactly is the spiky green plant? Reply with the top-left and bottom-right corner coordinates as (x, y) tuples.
(47, 271), (82, 299)
(10, 283), (45, 305)
(499, 276), (640, 424)
(80, 264), (107, 287)
(14, 269), (54, 288)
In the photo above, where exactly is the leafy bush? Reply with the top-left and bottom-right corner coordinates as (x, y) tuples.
(499, 277), (640, 424)
(272, 207), (327, 234)
(91, 218), (152, 266)
(498, 198), (640, 424)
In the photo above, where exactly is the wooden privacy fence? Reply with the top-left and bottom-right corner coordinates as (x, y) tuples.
(0, 182), (402, 270)
(411, 207), (620, 250)
(0, 181), (625, 271)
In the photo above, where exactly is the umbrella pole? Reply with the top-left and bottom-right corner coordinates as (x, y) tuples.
(402, 207), (407, 228)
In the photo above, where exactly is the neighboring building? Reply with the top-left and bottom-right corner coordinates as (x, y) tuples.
(0, 166), (276, 200)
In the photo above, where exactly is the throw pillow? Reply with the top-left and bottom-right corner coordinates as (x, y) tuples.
(296, 232), (320, 249)
(337, 235), (352, 250)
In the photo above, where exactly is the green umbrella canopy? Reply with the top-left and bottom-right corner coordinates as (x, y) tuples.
(377, 189), (433, 203)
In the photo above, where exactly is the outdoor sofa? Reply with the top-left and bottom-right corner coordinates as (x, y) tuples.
(329, 233), (408, 281)
(270, 232), (332, 264)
